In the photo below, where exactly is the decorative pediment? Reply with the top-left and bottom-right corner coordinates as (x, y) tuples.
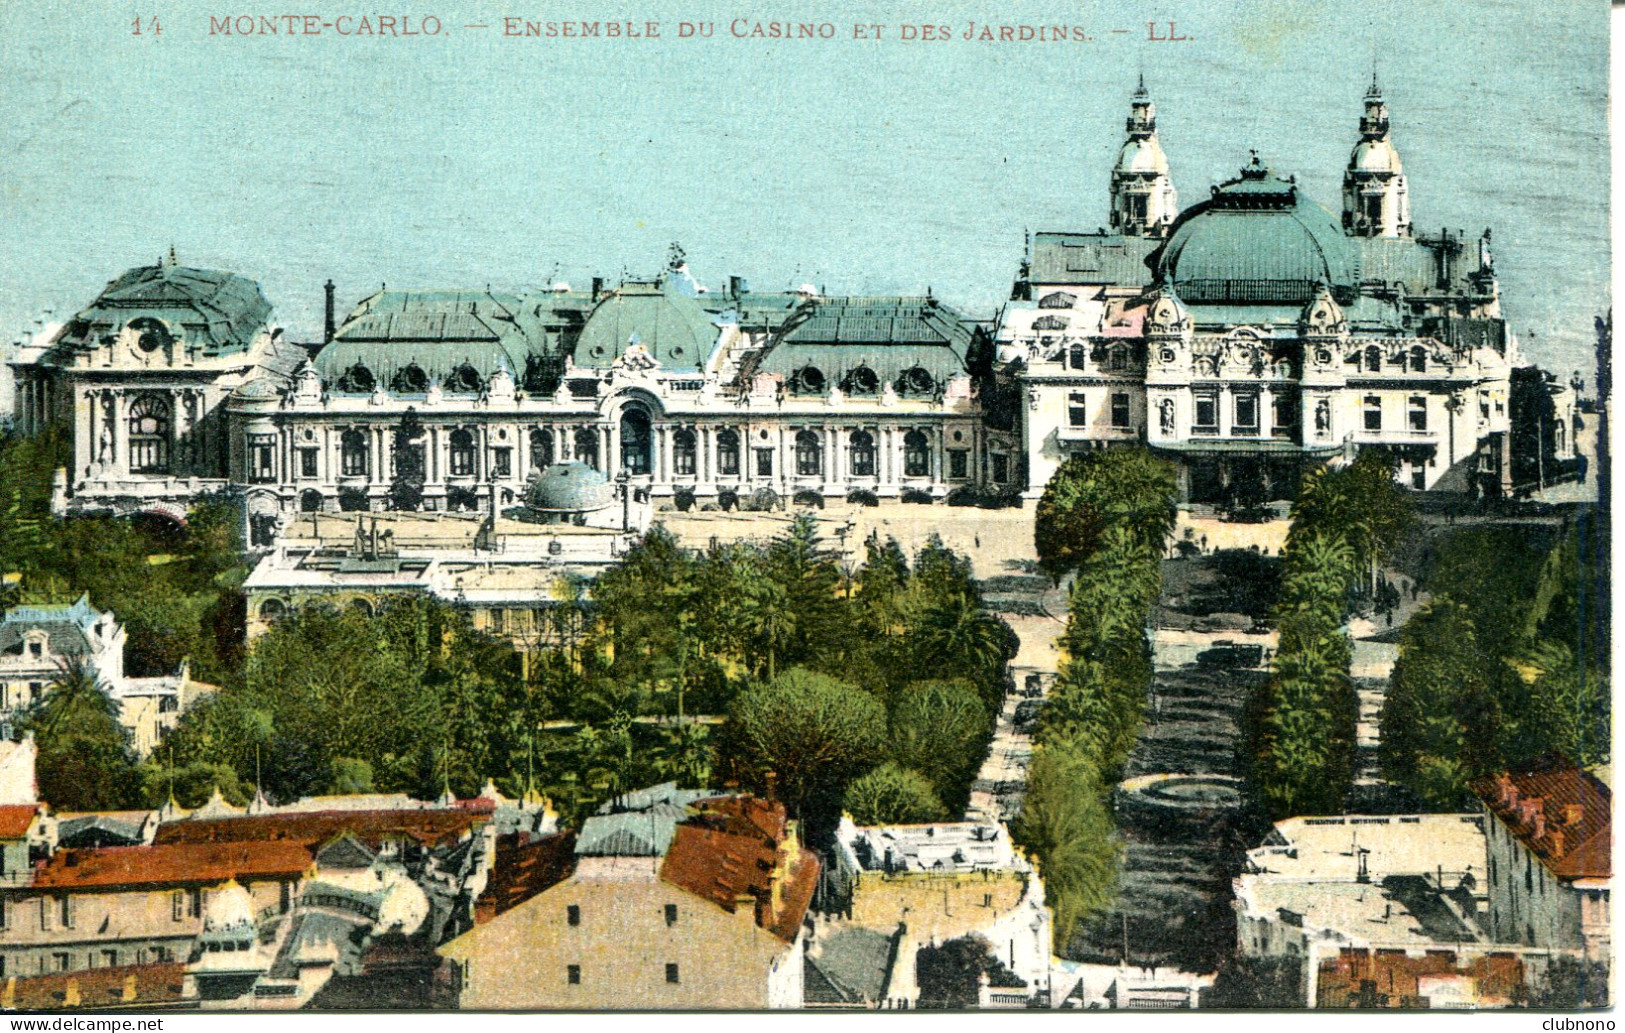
(1038, 291), (1077, 310)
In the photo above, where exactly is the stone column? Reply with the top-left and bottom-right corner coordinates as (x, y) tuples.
(77, 388), (94, 478)
(656, 426), (669, 482)
(1218, 386), (1233, 438)
(1260, 386), (1274, 439)
(113, 392), (130, 478)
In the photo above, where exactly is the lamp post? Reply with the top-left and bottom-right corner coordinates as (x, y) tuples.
(617, 469), (632, 532)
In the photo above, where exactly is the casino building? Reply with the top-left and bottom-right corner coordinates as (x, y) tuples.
(9, 77), (1528, 530)
(1001, 76), (1517, 502)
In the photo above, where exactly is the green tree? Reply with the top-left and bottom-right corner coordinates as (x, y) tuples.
(24, 660), (140, 810)
(1012, 748), (1120, 936)
(723, 667), (886, 834)
(1035, 449), (1177, 582)
(389, 407), (427, 511)
(843, 763), (945, 825)
(889, 678), (994, 811)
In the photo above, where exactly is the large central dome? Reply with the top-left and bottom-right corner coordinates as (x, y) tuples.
(1152, 159), (1359, 305)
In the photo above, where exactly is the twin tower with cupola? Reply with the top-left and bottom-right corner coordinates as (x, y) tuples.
(1109, 74), (1411, 240)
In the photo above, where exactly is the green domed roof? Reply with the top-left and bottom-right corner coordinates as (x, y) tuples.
(573, 277), (718, 371)
(1153, 160), (1359, 305)
(523, 462), (614, 512)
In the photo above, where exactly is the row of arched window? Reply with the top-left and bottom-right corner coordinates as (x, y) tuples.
(330, 423), (936, 481)
(1350, 345), (1431, 373)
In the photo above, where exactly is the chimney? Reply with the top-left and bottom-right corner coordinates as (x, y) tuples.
(1550, 829), (1566, 857)
(1564, 804), (1585, 826)
(729, 275), (744, 299)
(591, 277), (604, 301)
(1527, 801), (1545, 839)
(324, 280), (336, 344)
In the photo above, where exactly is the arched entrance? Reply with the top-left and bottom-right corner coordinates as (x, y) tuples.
(620, 405), (652, 476)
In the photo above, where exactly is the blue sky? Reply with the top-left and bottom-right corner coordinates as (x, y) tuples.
(0, 0), (1608, 375)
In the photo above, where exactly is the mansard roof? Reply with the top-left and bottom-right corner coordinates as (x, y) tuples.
(53, 264), (272, 358)
(0, 593), (104, 657)
(751, 295), (979, 390)
(315, 289), (590, 393)
(1026, 232), (1160, 288)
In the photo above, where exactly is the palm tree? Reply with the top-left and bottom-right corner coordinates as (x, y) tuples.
(32, 658), (120, 739)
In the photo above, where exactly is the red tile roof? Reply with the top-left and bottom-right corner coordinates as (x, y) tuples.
(1469, 760), (1612, 881)
(474, 830), (576, 924)
(658, 796), (818, 944)
(32, 841), (311, 891)
(153, 808), (483, 851)
(1317, 948), (1526, 1008)
(2, 963), (191, 1011)
(0, 805), (40, 840)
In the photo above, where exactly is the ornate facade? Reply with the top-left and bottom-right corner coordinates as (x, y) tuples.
(1004, 80), (1515, 503)
(10, 79), (1529, 525)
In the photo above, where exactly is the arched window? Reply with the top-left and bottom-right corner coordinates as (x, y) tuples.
(843, 367), (879, 395)
(795, 430), (823, 477)
(391, 364), (428, 393)
(1365, 346), (1383, 373)
(337, 363), (376, 393)
(716, 429), (740, 476)
(449, 429), (476, 477)
(673, 429), (697, 476)
(446, 364), (483, 393)
(299, 489), (324, 513)
(849, 430), (876, 477)
(340, 429), (369, 477)
(128, 395), (171, 473)
(530, 428), (554, 469)
(1409, 346), (1427, 373)
(574, 428), (600, 471)
(620, 407), (652, 476)
(1109, 346), (1129, 372)
(259, 599), (287, 622)
(1068, 345), (1087, 371)
(903, 430), (930, 478)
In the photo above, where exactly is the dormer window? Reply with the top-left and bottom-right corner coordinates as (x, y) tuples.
(337, 363), (376, 394)
(897, 367), (935, 398)
(391, 364), (429, 393)
(791, 366), (826, 396)
(447, 365), (484, 393)
(842, 367), (879, 395)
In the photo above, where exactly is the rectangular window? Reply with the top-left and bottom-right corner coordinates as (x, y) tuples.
(1193, 392), (1218, 433)
(99, 950), (117, 969)
(172, 891), (185, 922)
(1067, 392), (1088, 428)
(58, 896), (72, 929)
(948, 450), (968, 479)
(991, 454), (1009, 484)
(28, 684), (43, 703)
(1234, 393), (1259, 432)
(489, 609), (506, 634)
(249, 435), (277, 483)
(664, 904), (678, 926)
(39, 898), (51, 931)
(492, 448), (512, 478)
(718, 440), (740, 476)
(52, 953), (70, 974)
(1272, 393), (1296, 436)
(567, 904), (580, 927)
(754, 448), (774, 477)
(188, 888), (202, 919)
(666, 963), (680, 984)
(1111, 393), (1131, 429)
(1408, 396), (1428, 431)
(299, 448), (319, 478)
(1364, 396), (1383, 432)
(567, 964), (581, 985)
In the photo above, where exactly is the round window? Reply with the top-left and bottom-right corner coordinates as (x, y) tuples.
(1159, 348), (1176, 364)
